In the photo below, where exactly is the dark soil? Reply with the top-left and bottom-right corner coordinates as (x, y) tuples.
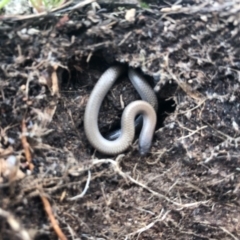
(1, 0), (240, 239)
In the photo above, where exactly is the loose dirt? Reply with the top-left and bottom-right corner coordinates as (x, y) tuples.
(0, 1), (240, 239)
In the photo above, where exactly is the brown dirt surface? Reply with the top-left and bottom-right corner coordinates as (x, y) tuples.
(1, 0), (240, 239)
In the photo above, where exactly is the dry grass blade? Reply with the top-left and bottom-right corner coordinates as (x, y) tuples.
(0, 0), (94, 20)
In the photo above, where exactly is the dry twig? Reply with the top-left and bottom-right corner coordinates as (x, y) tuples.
(21, 119), (34, 171)
(0, 208), (31, 240)
(40, 193), (67, 240)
